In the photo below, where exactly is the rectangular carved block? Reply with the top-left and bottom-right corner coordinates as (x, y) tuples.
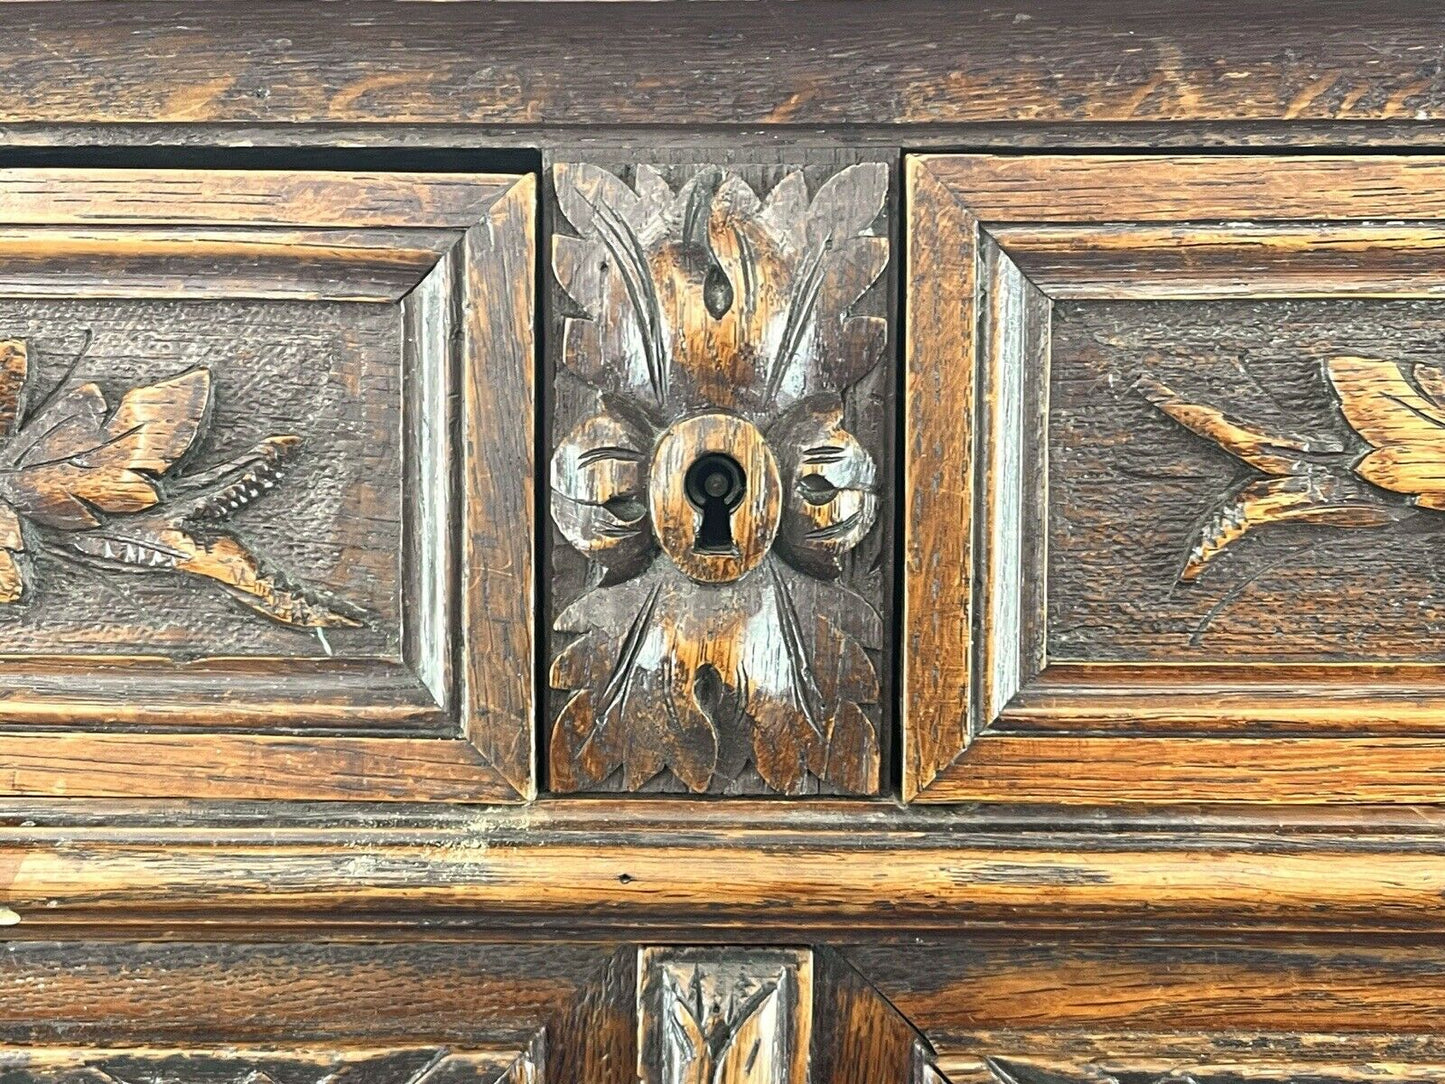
(0, 169), (536, 801)
(637, 947), (812, 1084)
(906, 154), (1445, 803)
(544, 160), (893, 796)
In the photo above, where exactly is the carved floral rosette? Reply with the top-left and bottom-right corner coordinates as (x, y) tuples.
(548, 162), (889, 795)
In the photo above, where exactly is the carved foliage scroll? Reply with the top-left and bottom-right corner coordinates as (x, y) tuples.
(548, 162), (890, 796)
(638, 947), (812, 1084)
(0, 335), (361, 630)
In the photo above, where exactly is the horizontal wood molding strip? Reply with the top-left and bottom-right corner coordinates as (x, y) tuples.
(3, 2), (1445, 127)
(991, 223), (1445, 299)
(0, 734), (516, 800)
(8, 808), (1445, 932)
(0, 171), (515, 227)
(920, 155), (1445, 221)
(929, 736), (1445, 804)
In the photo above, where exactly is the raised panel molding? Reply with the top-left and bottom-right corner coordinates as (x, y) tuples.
(0, 169), (537, 802)
(904, 153), (1445, 803)
(545, 160), (892, 796)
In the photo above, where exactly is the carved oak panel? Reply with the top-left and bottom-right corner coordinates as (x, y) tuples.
(0, 169), (536, 801)
(906, 154), (1445, 803)
(0, 1047), (538, 1084)
(545, 161), (892, 795)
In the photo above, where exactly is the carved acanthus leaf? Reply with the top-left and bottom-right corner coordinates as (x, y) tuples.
(549, 164), (888, 795)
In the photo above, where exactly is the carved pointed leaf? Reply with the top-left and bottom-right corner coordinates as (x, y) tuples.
(554, 162), (673, 406)
(1138, 374), (1320, 476)
(0, 338), (27, 438)
(549, 567), (718, 792)
(713, 979), (785, 1084)
(745, 559), (881, 794)
(170, 435), (302, 522)
(1179, 473), (1399, 582)
(61, 521), (363, 628)
(1327, 355), (1445, 508)
(660, 969), (711, 1084)
(0, 369), (211, 529)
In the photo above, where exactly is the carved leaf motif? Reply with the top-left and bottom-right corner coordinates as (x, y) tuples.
(0, 369), (211, 529)
(0, 338), (27, 438)
(553, 163), (888, 420)
(549, 557), (880, 794)
(659, 966), (786, 1084)
(1178, 474), (1398, 582)
(549, 165), (888, 795)
(1141, 368), (1402, 581)
(1326, 354), (1445, 510)
(1137, 374), (1324, 477)
(0, 501), (24, 603)
(60, 521), (362, 628)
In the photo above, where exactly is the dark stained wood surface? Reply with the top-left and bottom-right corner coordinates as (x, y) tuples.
(2, 3), (1445, 130)
(545, 161), (890, 797)
(0, 169), (536, 802)
(3, 7), (1445, 1077)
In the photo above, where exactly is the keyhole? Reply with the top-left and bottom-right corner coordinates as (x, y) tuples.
(684, 453), (746, 554)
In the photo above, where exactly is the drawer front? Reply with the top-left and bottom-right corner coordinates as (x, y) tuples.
(905, 154), (1445, 802)
(0, 169), (536, 801)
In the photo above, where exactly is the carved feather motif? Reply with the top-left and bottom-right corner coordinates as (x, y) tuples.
(1140, 356), (1440, 582)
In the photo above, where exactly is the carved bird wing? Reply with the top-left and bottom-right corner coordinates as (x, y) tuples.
(1326, 355), (1445, 510)
(0, 368), (211, 529)
(1180, 474), (1400, 582)
(1137, 374), (1323, 477)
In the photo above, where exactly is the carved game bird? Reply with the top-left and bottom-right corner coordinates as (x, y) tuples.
(1139, 355), (1445, 582)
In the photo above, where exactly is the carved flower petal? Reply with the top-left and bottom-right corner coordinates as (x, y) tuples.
(550, 406), (656, 576)
(769, 397), (879, 577)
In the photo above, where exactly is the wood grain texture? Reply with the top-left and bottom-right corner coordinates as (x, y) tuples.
(0, 939), (638, 1084)
(902, 158), (975, 801)
(993, 224), (1445, 300)
(917, 156), (1445, 222)
(12, 802), (1445, 933)
(459, 174), (537, 799)
(0, 1047), (539, 1084)
(546, 161), (889, 796)
(3, 3), (1445, 128)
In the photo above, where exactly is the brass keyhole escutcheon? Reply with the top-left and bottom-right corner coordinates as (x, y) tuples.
(650, 414), (781, 583)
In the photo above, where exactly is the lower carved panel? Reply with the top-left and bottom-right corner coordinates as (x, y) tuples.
(0, 1047), (539, 1084)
